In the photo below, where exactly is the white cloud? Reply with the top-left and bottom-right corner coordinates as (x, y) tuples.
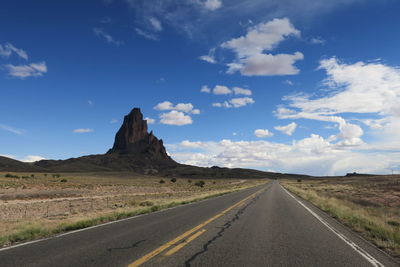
(0, 43), (28, 60)
(203, 0), (222, 11)
(180, 140), (203, 148)
(135, 28), (159, 40)
(200, 85), (211, 93)
(227, 52), (304, 76)
(21, 155), (45, 162)
(154, 101), (174, 110)
(175, 103), (194, 113)
(221, 18), (300, 58)
(73, 128), (94, 133)
(88, 100), (93, 106)
(220, 18), (303, 76)
(154, 101), (200, 114)
(168, 136), (400, 176)
(213, 85), (232, 95)
(233, 87), (252, 95)
(149, 17), (163, 31)
(4, 62), (47, 79)
(93, 28), (123, 46)
(110, 119), (118, 124)
(199, 48), (217, 64)
(310, 37), (326, 45)
(145, 117), (155, 124)
(0, 123), (23, 135)
(276, 57), (400, 148)
(213, 97), (255, 108)
(274, 122), (297, 136)
(283, 79), (294, 85)
(191, 109), (201, 114)
(254, 129), (273, 138)
(160, 110), (193, 125)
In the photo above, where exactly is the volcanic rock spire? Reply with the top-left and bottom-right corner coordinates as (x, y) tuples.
(108, 108), (173, 162)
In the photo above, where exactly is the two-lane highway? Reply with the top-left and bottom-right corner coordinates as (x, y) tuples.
(0, 181), (398, 267)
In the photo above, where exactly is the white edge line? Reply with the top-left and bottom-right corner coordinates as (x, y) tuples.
(280, 184), (385, 267)
(0, 184), (266, 252)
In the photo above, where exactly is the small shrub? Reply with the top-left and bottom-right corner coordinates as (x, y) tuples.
(159, 179), (165, 184)
(43, 173), (47, 177)
(60, 179), (68, 183)
(22, 176), (30, 179)
(170, 178), (177, 183)
(195, 181), (205, 187)
(30, 174), (35, 178)
(213, 181), (216, 184)
(5, 173), (19, 178)
(297, 179), (302, 183)
(187, 180), (192, 183)
(140, 201), (154, 206)
(387, 220), (400, 227)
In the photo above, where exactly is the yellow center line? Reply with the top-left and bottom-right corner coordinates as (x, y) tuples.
(128, 187), (265, 267)
(164, 229), (206, 256)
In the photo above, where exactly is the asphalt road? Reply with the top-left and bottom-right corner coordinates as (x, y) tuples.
(0, 181), (398, 267)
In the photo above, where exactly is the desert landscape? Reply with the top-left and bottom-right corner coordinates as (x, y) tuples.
(282, 175), (400, 257)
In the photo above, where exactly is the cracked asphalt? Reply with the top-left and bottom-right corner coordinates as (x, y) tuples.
(0, 181), (398, 267)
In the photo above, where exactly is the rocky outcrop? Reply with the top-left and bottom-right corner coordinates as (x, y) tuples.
(107, 108), (173, 163)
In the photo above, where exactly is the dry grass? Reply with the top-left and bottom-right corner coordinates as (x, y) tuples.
(282, 176), (400, 258)
(0, 172), (267, 247)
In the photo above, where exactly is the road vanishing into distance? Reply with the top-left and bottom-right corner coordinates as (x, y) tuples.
(1, 181), (398, 267)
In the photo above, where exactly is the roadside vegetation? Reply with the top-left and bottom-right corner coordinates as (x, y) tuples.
(0, 172), (267, 247)
(282, 176), (400, 257)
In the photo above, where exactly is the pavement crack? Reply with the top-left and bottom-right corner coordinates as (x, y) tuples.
(184, 195), (260, 266)
(107, 239), (146, 252)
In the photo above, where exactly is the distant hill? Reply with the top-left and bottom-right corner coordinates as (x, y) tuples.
(0, 108), (310, 179)
(0, 156), (45, 172)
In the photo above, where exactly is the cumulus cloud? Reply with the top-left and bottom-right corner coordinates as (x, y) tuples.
(274, 122), (297, 136)
(73, 128), (94, 133)
(213, 97), (255, 108)
(228, 52), (304, 76)
(159, 110), (193, 125)
(93, 28), (123, 46)
(213, 85), (232, 95)
(154, 101), (200, 125)
(154, 101), (200, 114)
(202, 85), (252, 95)
(145, 117), (155, 124)
(254, 129), (273, 138)
(220, 18), (303, 76)
(4, 62), (47, 79)
(276, 57), (400, 148)
(0, 43), (28, 60)
(200, 85), (211, 93)
(221, 18), (300, 58)
(168, 135), (400, 176)
(233, 87), (252, 95)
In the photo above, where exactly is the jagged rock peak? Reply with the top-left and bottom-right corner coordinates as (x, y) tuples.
(107, 108), (173, 163)
(111, 108), (148, 150)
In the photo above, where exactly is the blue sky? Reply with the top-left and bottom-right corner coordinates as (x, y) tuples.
(1, 0), (400, 175)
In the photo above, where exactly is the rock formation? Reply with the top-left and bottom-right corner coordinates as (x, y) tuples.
(107, 108), (174, 163)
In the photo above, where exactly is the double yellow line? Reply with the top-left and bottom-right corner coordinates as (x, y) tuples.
(128, 187), (265, 267)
